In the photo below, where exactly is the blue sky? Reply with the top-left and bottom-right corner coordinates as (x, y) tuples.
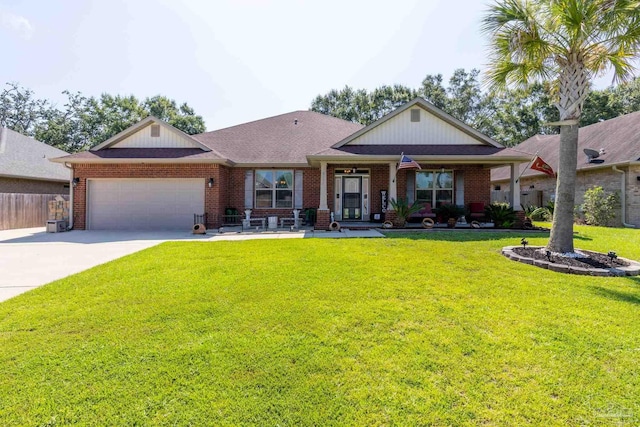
(1, 0), (618, 131)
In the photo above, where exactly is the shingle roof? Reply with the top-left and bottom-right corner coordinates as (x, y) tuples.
(491, 111), (640, 182)
(0, 127), (69, 181)
(192, 110), (364, 164)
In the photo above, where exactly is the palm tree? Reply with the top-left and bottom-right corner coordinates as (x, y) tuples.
(482, 0), (640, 253)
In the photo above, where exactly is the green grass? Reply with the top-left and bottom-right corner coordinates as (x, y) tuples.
(1, 225), (639, 425)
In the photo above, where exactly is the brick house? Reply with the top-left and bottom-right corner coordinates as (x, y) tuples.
(491, 111), (640, 227)
(52, 98), (530, 230)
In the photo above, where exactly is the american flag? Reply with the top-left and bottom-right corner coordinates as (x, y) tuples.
(397, 153), (421, 170)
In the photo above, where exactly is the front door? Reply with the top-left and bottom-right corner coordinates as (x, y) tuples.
(342, 177), (361, 220)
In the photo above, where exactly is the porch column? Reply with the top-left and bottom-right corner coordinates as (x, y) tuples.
(319, 161), (328, 210)
(388, 162), (397, 204)
(510, 163), (522, 210)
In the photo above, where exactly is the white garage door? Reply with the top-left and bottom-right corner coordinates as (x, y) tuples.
(87, 179), (205, 230)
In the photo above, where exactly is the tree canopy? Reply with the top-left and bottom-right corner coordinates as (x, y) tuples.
(482, 0), (640, 253)
(0, 82), (206, 153)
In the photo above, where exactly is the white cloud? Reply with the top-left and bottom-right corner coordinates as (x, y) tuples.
(1, 10), (34, 40)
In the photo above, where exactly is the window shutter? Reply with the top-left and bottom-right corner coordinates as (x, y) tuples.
(455, 171), (464, 205)
(294, 170), (303, 209)
(406, 170), (415, 204)
(244, 170), (254, 208)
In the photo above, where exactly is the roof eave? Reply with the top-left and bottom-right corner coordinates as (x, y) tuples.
(49, 157), (234, 166)
(307, 154), (532, 166)
(0, 173), (68, 183)
(491, 160), (637, 183)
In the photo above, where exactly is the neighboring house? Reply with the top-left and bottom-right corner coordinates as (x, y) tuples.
(491, 111), (640, 227)
(51, 98), (531, 231)
(0, 127), (69, 194)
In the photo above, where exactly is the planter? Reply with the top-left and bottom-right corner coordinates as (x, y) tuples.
(447, 218), (457, 228)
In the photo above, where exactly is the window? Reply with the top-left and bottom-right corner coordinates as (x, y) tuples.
(255, 170), (293, 208)
(416, 170), (453, 207)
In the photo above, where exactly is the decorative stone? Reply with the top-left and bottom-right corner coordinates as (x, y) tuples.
(502, 245), (640, 277)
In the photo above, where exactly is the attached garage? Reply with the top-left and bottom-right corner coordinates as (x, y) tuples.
(87, 179), (205, 230)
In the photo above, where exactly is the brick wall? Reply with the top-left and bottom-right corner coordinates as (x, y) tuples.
(224, 167), (319, 218)
(0, 177), (68, 195)
(72, 163), (223, 229)
(71, 162), (497, 230)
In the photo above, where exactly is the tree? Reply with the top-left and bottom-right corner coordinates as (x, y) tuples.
(0, 82), (50, 136)
(483, 0), (640, 253)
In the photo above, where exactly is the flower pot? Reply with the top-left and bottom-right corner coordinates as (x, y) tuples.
(447, 218), (457, 228)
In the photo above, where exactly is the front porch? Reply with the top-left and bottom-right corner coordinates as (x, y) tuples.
(313, 162), (524, 230)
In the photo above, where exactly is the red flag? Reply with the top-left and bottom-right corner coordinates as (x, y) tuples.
(530, 156), (555, 177)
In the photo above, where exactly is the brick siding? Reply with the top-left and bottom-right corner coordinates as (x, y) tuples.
(72, 163), (223, 230)
(72, 162), (494, 230)
(0, 177), (68, 195)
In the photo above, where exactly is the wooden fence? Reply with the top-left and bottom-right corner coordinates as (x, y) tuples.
(0, 193), (70, 230)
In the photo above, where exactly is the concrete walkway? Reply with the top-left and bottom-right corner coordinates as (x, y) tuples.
(0, 227), (384, 302)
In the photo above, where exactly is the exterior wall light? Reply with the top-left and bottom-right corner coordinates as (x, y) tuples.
(72, 177), (80, 187)
(208, 178), (214, 188)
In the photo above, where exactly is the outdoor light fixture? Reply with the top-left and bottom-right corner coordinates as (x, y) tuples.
(607, 251), (618, 263)
(545, 250), (552, 262)
(72, 177), (80, 187)
(521, 238), (528, 249)
(208, 178), (214, 188)
(529, 185), (535, 189)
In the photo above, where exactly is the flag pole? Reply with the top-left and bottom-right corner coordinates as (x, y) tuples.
(515, 150), (538, 183)
(393, 152), (403, 183)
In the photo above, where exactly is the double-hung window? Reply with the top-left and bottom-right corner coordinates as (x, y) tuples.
(415, 170), (453, 207)
(255, 170), (293, 208)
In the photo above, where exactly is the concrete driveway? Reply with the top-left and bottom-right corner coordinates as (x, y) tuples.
(0, 227), (212, 303)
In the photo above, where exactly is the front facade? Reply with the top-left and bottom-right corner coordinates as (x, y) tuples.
(491, 112), (640, 227)
(53, 98), (531, 231)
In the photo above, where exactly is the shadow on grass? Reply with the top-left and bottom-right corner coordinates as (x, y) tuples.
(382, 230), (550, 243)
(590, 285), (640, 305)
(383, 230), (594, 243)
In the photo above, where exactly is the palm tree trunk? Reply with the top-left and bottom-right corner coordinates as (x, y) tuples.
(547, 124), (578, 253)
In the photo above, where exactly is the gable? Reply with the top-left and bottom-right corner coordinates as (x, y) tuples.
(90, 116), (211, 152)
(332, 98), (502, 149)
(110, 123), (201, 149)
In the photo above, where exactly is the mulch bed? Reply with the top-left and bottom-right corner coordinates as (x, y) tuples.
(512, 247), (630, 269)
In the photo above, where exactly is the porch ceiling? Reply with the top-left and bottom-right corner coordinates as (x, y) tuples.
(307, 144), (531, 166)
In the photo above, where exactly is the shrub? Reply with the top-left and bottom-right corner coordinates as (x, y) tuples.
(530, 201), (555, 221)
(581, 186), (620, 226)
(485, 202), (516, 228)
(388, 198), (422, 227)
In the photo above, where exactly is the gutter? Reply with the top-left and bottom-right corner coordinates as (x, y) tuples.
(612, 165), (635, 228)
(63, 162), (74, 230)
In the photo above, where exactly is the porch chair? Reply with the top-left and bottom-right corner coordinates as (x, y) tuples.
(467, 202), (487, 223)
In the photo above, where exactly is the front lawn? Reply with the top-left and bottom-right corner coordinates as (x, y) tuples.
(1, 226), (639, 425)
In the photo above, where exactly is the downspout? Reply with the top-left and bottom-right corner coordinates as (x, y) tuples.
(63, 162), (74, 230)
(612, 166), (635, 228)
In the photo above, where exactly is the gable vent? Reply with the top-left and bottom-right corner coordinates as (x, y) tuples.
(150, 124), (160, 137)
(410, 109), (420, 122)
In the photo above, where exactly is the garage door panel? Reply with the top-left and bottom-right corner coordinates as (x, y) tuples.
(88, 179), (204, 230)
